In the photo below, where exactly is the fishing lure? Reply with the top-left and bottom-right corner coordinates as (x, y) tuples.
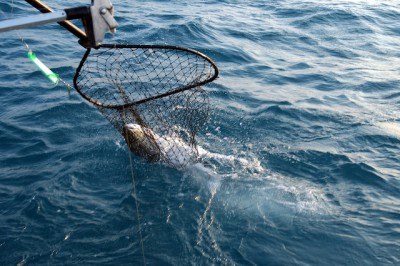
(27, 51), (59, 85)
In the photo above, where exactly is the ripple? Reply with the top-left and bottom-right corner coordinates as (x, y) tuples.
(1, 0), (400, 265)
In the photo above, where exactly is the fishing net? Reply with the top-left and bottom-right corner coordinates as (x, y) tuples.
(73, 44), (218, 167)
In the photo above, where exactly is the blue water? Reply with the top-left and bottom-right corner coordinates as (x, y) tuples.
(1, 0), (400, 265)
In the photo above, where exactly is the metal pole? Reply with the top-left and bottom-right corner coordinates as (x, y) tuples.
(0, 0), (115, 48)
(0, 11), (67, 33)
(25, 0), (87, 41)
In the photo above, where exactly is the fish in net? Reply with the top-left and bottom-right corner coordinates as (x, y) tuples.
(74, 44), (218, 168)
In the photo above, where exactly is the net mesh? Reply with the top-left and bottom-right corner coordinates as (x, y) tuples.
(74, 44), (218, 167)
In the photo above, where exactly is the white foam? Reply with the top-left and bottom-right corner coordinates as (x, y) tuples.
(125, 124), (334, 217)
(155, 134), (198, 168)
(198, 146), (265, 175)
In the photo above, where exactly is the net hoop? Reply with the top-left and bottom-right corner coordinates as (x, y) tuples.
(73, 44), (219, 109)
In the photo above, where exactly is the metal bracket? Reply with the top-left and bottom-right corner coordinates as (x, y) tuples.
(90, 0), (118, 47)
(0, 0), (118, 48)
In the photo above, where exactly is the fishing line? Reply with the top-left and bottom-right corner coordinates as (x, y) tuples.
(122, 108), (147, 266)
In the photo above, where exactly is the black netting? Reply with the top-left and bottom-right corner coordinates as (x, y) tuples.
(73, 44), (217, 168)
(74, 44), (218, 108)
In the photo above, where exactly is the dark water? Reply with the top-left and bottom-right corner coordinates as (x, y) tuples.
(1, 0), (400, 265)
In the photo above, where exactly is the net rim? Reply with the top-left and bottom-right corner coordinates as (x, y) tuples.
(73, 44), (219, 110)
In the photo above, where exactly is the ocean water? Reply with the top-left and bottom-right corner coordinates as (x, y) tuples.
(1, 0), (400, 265)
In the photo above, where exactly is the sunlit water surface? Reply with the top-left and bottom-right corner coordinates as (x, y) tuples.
(0, 0), (399, 265)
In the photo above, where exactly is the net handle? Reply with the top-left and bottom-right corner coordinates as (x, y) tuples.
(24, 0), (118, 48)
(25, 0), (88, 41)
(73, 44), (219, 109)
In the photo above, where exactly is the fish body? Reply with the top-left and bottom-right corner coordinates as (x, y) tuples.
(123, 123), (161, 162)
(123, 123), (199, 168)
